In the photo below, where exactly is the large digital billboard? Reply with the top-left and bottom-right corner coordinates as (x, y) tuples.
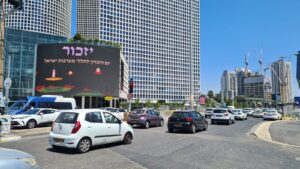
(35, 44), (120, 97)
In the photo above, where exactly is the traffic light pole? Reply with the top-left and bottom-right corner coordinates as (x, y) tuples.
(0, 0), (6, 91)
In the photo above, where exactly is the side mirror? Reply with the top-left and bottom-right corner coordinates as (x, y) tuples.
(118, 119), (122, 124)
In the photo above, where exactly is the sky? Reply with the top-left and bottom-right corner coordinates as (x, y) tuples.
(71, 0), (300, 97)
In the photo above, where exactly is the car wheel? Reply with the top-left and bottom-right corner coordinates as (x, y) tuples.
(227, 120), (231, 125)
(144, 121), (150, 129)
(26, 120), (36, 129)
(168, 128), (174, 133)
(203, 122), (208, 131)
(191, 124), (196, 134)
(123, 132), (133, 144)
(77, 138), (91, 153)
(159, 120), (164, 127)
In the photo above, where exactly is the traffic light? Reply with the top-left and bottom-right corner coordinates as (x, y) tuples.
(129, 79), (134, 94)
(8, 0), (23, 10)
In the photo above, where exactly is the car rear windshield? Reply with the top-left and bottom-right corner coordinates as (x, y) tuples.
(55, 112), (78, 124)
(213, 109), (227, 113)
(171, 112), (191, 117)
(206, 109), (213, 111)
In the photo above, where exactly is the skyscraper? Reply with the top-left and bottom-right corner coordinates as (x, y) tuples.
(77, 0), (200, 103)
(221, 70), (237, 100)
(271, 59), (293, 103)
(3, 0), (72, 37)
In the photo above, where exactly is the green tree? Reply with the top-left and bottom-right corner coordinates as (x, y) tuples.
(73, 33), (84, 41)
(207, 90), (214, 99)
(154, 102), (160, 109)
(133, 98), (140, 108)
(145, 100), (152, 108)
(119, 102), (128, 110)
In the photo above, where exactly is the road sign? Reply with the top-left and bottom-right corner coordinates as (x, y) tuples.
(127, 94), (132, 100)
(4, 78), (12, 89)
(199, 95), (206, 105)
(105, 96), (113, 101)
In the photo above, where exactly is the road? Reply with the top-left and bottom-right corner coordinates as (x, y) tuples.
(1, 118), (300, 169)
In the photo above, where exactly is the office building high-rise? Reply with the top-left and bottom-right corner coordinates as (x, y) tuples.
(221, 70), (238, 100)
(3, 0), (72, 37)
(77, 0), (200, 103)
(271, 59), (293, 103)
(244, 75), (272, 101)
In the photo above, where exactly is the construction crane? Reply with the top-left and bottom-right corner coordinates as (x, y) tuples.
(244, 52), (249, 77)
(268, 64), (287, 105)
(259, 48), (263, 75)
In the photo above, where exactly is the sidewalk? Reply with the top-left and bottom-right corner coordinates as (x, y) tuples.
(253, 120), (300, 147)
(11, 127), (51, 137)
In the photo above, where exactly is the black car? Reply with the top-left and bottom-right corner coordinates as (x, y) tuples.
(168, 111), (208, 134)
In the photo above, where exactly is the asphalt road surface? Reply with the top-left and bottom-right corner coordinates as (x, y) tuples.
(1, 118), (300, 169)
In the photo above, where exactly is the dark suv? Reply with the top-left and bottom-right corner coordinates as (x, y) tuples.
(168, 111), (208, 134)
(127, 109), (164, 129)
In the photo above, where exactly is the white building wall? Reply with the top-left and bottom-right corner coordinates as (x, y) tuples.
(3, 0), (72, 38)
(77, 0), (200, 103)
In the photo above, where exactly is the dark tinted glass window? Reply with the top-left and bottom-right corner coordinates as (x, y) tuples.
(213, 109), (227, 113)
(38, 102), (72, 110)
(118, 109), (126, 112)
(55, 112), (78, 124)
(171, 112), (192, 118)
(86, 112), (103, 123)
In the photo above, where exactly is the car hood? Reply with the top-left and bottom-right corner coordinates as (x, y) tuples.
(0, 148), (33, 160)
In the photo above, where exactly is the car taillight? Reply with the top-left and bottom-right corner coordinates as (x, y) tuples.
(71, 121), (81, 134)
(185, 117), (193, 122)
(224, 113), (228, 116)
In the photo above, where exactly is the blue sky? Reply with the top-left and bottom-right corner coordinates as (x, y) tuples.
(71, 0), (300, 96)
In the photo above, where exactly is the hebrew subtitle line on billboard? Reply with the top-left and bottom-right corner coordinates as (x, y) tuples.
(35, 44), (120, 97)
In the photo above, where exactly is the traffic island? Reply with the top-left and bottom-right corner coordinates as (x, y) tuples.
(253, 120), (300, 148)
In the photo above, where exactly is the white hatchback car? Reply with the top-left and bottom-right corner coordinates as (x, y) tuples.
(263, 110), (282, 120)
(211, 109), (235, 125)
(232, 109), (247, 120)
(11, 108), (60, 129)
(49, 109), (134, 153)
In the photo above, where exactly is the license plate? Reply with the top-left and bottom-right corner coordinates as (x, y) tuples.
(54, 138), (64, 143)
(11, 121), (18, 125)
(174, 123), (182, 127)
(216, 115), (222, 117)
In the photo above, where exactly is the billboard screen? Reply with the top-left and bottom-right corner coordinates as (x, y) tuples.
(35, 44), (120, 97)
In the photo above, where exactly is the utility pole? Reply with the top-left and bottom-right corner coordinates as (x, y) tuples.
(0, 0), (23, 92)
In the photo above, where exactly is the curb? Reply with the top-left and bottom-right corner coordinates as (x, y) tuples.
(0, 135), (22, 143)
(252, 120), (300, 148)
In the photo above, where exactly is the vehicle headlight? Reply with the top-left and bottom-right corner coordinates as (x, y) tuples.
(19, 157), (38, 167)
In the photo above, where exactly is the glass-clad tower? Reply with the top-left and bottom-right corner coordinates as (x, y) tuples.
(3, 0), (72, 37)
(78, 0), (200, 103)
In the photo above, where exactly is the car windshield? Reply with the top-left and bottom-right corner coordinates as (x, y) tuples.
(171, 112), (191, 117)
(9, 101), (26, 110)
(55, 112), (79, 124)
(23, 109), (40, 115)
(135, 109), (146, 114)
(213, 109), (227, 113)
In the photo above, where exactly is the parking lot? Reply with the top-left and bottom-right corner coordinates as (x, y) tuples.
(1, 118), (300, 169)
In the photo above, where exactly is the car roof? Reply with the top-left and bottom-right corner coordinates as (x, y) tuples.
(60, 109), (109, 114)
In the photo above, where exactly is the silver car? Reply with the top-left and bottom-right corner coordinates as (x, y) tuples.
(0, 148), (39, 169)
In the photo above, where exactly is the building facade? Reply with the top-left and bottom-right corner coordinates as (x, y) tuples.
(3, 0), (72, 38)
(221, 70), (237, 100)
(244, 75), (272, 101)
(77, 0), (200, 103)
(296, 51), (300, 88)
(4, 28), (67, 100)
(270, 59), (293, 103)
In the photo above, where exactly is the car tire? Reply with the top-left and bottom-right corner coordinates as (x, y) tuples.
(123, 132), (133, 144)
(77, 138), (92, 153)
(26, 120), (36, 129)
(191, 124), (196, 134)
(227, 120), (231, 125)
(144, 121), (150, 129)
(203, 122), (208, 131)
(168, 128), (174, 133)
